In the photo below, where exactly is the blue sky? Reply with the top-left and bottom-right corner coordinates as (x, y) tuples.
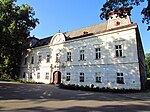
(16, 0), (149, 53)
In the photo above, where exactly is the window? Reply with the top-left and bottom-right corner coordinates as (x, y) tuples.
(66, 73), (71, 81)
(95, 48), (101, 59)
(24, 57), (27, 65)
(38, 55), (42, 63)
(80, 72), (84, 82)
(67, 52), (71, 61)
(117, 73), (124, 84)
(45, 72), (49, 80)
(115, 45), (123, 57)
(31, 56), (34, 64)
(23, 72), (26, 78)
(56, 53), (59, 62)
(30, 73), (32, 79)
(46, 54), (50, 63)
(95, 72), (102, 83)
(37, 72), (40, 79)
(80, 50), (85, 61)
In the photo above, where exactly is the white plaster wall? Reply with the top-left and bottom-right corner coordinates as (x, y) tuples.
(20, 26), (142, 89)
(61, 63), (141, 90)
(60, 28), (141, 89)
(20, 46), (51, 84)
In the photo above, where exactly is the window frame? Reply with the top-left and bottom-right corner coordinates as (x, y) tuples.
(23, 72), (26, 78)
(95, 48), (101, 59)
(80, 72), (84, 82)
(38, 55), (42, 63)
(24, 57), (27, 65)
(80, 50), (85, 61)
(116, 72), (124, 84)
(56, 53), (59, 63)
(45, 72), (49, 80)
(46, 54), (50, 63)
(31, 56), (34, 64)
(115, 45), (123, 57)
(37, 72), (40, 79)
(95, 72), (102, 83)
(30, 73), (32, 79)
(67, 52), (72, 62)
(66, 73), (71, 81)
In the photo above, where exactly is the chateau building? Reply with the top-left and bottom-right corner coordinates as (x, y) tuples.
(20, 11), (146, 90)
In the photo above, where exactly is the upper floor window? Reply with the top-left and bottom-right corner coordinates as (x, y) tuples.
(46, 54), (50, 63)
(24, 57), (27, 65)
(31, 56), (34, 64)
(80, 72), (84, 82)
(95, 48), (101, 59)
(38, 55), (42, 63)
(66, 73), (71, 81)
(67, 52), (71, 62)
(95, 72), (102, 83)
(56, 53), (59, 63)
(80, 50), (85, 61)
(115, 45), (123, 57)
(117, 72), (124, 84)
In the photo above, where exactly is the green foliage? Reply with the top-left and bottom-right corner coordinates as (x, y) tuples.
(0, 73), (10, 80)
(100, 0), (150, 30)
(59, 83), (140, 92)
(0, 0), (39, 79)
(145, 53), (150, 78)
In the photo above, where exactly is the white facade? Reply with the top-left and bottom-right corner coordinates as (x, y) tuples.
(20, 14), (146, 90)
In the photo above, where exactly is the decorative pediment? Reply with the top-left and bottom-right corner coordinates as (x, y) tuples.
(50, 33), (65, 45)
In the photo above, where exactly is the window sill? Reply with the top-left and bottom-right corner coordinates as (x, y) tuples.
(94, 58), (103, 60)
(96, 81), (102, 83)
(66, 80), (70, 81)
(66, 61), (72, 62)
(117, 82), (125, 84)
(78, 60), (86, 61)
(114, 56), (126, 58)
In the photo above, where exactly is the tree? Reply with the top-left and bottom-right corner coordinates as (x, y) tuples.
(0, 0), (39, 79)
(145, 53), (150, 78)
(100, 0), (150, 30)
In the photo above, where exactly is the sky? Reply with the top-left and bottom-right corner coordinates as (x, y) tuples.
(16, 0), (149, 53)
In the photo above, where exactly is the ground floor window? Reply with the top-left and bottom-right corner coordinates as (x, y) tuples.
(37, 72), (40, 79)
(95, 72), (102, 83)
(66, 73), (71, 81)
(30, 73), (32, 79)
(23, 72), (26, 78)
(117, 72), (124, 84)
(45, 72), (49, 80)
(80, 72), (84, 82)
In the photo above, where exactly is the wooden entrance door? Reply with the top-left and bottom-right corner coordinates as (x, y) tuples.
(53, 71), (61, 84)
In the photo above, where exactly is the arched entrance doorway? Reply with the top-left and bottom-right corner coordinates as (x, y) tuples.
(53, 71), (61, 84)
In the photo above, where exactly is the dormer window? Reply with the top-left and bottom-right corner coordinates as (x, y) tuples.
(83, 31), (88, 35)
